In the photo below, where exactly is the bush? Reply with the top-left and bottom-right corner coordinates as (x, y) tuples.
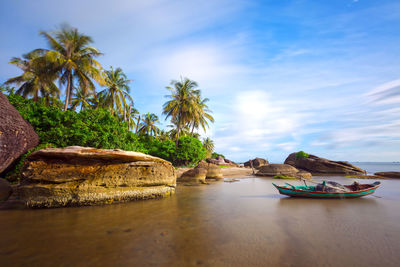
(174, 136), (206, 166)
(6, 94), (146, 153)
(149, 139), (176, 163)
(296, 151), (309, 159)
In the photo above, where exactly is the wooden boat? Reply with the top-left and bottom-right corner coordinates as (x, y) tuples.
(272, 181), (381, 198)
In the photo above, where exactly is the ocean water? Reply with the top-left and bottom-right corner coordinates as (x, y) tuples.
(351, 162), (400, 174)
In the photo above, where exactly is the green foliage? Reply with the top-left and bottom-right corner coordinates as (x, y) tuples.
(174, 136), (206, 165)
(5, 143), (54, 183)
(6, 93), (146, 153)
(211, 152), (225, 159)
(149, 139), (176, 163)
(272, 175), (297, 179)
(296, 151), (309, 159)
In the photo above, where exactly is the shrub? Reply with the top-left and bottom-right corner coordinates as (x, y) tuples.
(174, 136), (206, 166)
(149, 139), (176, 163)
(6, 94), (146, 153)
(296, 151), (309, 159)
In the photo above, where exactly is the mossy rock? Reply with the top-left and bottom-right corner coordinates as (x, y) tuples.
(272, 175), (297, 179)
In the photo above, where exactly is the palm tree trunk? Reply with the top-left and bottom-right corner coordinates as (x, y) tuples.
(191, 123), (195, 136)
(64, 73), (72, 111)
(135, 115), (141, 134)
(176, 116), (182, 146)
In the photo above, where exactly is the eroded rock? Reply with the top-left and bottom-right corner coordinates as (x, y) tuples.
(284, 152), (365, 175)
(244, 158), (269, 169)
(256, 164), (312, 179)
(17, 146), (176, 208)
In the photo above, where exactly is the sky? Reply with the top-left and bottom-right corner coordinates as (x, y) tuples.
(0, 0), (399, 162)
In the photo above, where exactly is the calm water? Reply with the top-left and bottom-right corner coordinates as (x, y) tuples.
(352, 162), (400, 174)
(1, 164), (400, 266)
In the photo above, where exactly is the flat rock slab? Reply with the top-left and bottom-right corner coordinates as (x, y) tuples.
(17, 146), (176, 208)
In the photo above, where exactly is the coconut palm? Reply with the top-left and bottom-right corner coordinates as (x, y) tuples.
(163, 77), (200, 145)
(98, 66), (132, 116)
(5, 50), (59, 101)
(190, 94), (214, 135)
(40, 25), (103, 111)
(203, 137), (214, 158)
(138, 113), (160, 141)
(70, 87), (93, 110)
(125, 105), (139, 131)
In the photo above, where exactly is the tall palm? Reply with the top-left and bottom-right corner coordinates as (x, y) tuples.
(98, 67), (132, 116)
(40, 25), (103, 111)
(190, 94), (214, 135)
(138, 113), (160, 141)
(5, 50), (59, 101)
(163, 77), (200, 145)
(203, 137), (214, 154)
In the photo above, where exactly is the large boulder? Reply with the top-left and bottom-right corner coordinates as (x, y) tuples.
(17, 146), (176, 208)
(179, 166), (207, 184)
(256, 164), (312, 179)
(0, 178), (13, 202)
(0, 92), (39, 175)
(374, 172), (400, 179)
(244, 157), (269, 169)
(284, 152), (365, 175)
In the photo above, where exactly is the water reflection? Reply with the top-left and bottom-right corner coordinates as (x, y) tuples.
(1, 177), (400, 266)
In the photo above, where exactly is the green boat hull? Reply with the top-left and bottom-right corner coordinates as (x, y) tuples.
(272, 182), (380, 199)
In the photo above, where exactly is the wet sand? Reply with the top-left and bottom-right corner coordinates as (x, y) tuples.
(1, 176), (400, 266)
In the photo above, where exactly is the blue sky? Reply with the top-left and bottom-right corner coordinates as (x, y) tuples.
(1, 0), (400, 162)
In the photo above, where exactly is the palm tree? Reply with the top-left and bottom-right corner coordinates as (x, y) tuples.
(98, 66), (132, 116)
(190, 94), (214, 135)
(163, 77), (200, 145)
(125, 105), (139, 131)
(70, 87), (93, 110)
(138, 113), (160, 141)
(40, 25), (103, 111)
(5, 50), (59, 101)
(203, 137), (214, 158)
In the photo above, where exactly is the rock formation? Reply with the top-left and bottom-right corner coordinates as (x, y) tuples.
(256, 164), (312, 179)
(374, 172), (400, 179)
(178, 161), (224, 183)
(284, 153), (365, 175)
(17, 146), (176, 208)
(0, 178), (13, 202)
(180, 167), (207, 184)
(0, 92), (39, 175)
(244, 157), (269, 169)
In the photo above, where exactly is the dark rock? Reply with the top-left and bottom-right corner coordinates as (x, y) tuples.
(0, 178), (13, 201)
(256, 164), (312, 179)
(284, 152), (365, 175)
(244, 157), (269, 169)
(374, 172), (400, 179)
(0, 92), (39, 175)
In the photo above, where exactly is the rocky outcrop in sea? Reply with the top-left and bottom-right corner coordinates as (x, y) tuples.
(284, 152), (365, 175)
